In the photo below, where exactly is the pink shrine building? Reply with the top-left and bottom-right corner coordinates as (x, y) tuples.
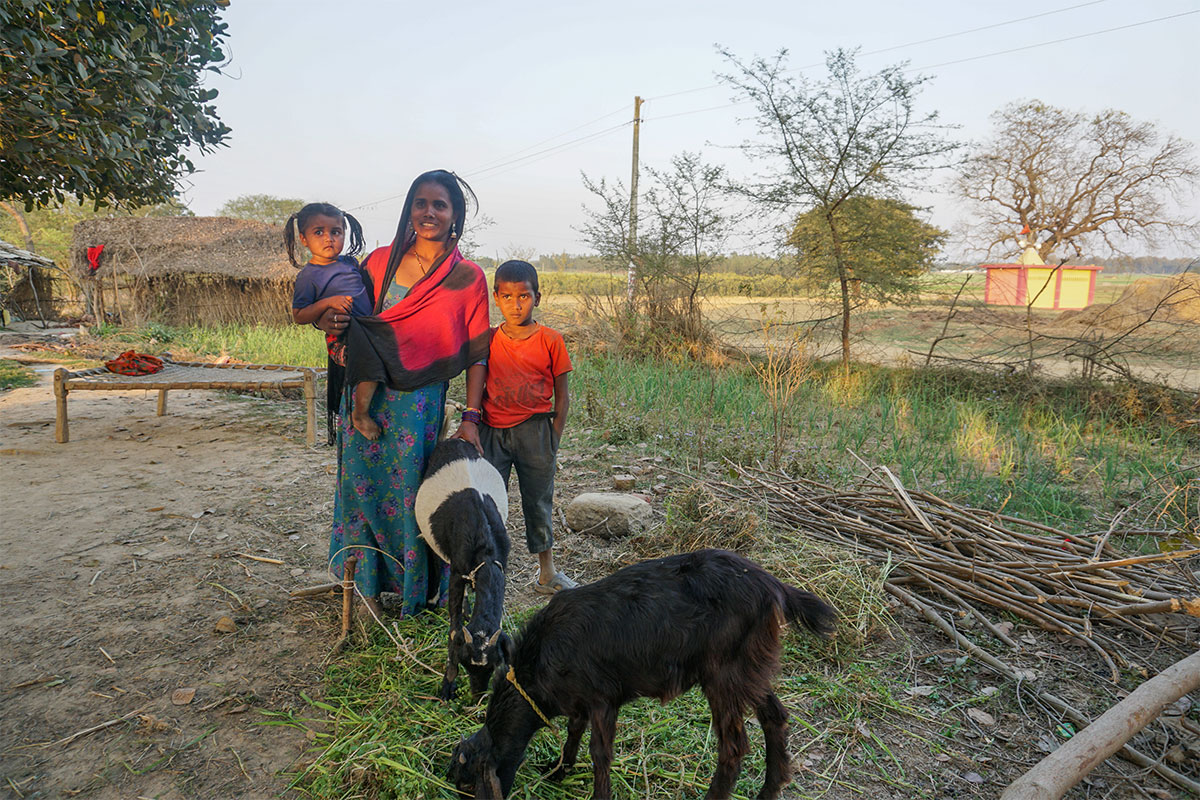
(982, 230), (1101, 310)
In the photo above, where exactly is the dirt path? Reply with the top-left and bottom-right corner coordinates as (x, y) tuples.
(1, 342), (340, 799)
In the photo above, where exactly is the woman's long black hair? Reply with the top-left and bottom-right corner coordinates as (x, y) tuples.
(283, 202), (366, 267)
(377, 170), (477, 307)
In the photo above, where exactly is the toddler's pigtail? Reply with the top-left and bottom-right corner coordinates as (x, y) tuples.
(283, 213), (302, 268)
(343, 212), (366, 260)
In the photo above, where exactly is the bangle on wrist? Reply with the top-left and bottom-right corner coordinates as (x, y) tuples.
(461, 408), (482, 425)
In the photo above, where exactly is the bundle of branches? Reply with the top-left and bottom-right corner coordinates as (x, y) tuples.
(697, 461), (1200, 793)
(701, 462), (1199, 675)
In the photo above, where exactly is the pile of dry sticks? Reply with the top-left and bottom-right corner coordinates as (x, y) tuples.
(696, 461), (1200, 794)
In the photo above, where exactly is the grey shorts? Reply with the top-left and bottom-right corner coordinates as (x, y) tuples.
(479, 414), (558, 554)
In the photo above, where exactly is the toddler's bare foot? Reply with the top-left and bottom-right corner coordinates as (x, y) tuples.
(351, 410), (381, 440)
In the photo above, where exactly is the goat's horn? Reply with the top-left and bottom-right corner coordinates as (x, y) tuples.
(458, 751), (467, 765)
(486, 629), (501, 648)
(462, 627), (472, 645)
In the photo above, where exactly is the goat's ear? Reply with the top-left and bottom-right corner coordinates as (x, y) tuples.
(498, 632), (515, 667)
(475, 768), (503, 799)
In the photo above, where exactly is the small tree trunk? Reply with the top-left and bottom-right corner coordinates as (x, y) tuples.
(0, 201), (35, 251)
(826, 211), (852, 366)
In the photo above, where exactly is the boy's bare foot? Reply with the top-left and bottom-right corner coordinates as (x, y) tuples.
(351, 410), (381, 440)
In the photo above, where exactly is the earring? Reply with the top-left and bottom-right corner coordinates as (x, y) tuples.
(449, 229), (458, 239)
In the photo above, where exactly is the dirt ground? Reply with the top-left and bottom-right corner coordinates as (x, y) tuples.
(0, 330), (347, 798)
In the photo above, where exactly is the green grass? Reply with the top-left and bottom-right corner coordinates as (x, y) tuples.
(571, 352), (1198, 534)
(88, 321), (328, 367)
(82, 321), (1197, 535)
(0, 359), (37, 390)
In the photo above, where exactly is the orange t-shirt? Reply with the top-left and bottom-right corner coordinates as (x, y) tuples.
(482, 323), (572, 429)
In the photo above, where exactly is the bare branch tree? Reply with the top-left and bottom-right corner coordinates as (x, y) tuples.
(956, 101), (1200, 261)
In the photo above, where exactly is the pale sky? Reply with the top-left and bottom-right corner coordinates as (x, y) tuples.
(181, 0), (1200, 261)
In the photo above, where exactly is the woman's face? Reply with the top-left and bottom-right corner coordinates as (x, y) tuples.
(410, 182), (456, 243)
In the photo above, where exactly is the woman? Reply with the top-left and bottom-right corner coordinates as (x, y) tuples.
(318, 169), (490, 618)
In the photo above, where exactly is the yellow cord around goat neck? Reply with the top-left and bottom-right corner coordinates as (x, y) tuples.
(505, 667), (557, 732)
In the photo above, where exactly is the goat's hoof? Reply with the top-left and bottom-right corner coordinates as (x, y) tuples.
(541, 763), (569, 782)
(437, 683), (457, 703)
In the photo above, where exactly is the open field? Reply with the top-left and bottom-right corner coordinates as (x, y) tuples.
(1, 306), (1197, 799)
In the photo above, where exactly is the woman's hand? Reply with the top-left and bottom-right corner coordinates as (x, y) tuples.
(451, 419), (483, 455)
(314, 305), (350, 336)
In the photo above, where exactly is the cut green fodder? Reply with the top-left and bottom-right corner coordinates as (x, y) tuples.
(283, 604), (920, 799)
(630, 483), (894, 655)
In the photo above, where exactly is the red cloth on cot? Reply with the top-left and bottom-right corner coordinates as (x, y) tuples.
(105, 350), (164, 376)
(86, 245), (104, 271)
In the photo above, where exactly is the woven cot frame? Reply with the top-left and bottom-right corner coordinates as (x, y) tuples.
(53, 360), (322, 446)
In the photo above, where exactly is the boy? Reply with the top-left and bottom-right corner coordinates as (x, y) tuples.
(477, 260), (577, 594)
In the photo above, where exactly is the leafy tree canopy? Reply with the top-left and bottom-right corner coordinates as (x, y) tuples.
(0, 1), (232, 210)
(217, 194), (305, 226)
(789, 196), (946, 303)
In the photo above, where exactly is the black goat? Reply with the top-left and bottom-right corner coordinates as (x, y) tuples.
(415, 439), (513, 701)
(448, 548), (837, 799)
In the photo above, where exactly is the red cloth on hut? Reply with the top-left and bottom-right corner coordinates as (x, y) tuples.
(86, 245), (104, 272)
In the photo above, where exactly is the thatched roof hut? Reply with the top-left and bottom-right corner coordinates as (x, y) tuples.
(72, 217), (296, 326)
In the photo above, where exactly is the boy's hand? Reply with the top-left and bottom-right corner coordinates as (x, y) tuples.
(332, 295), (353, 313)
(451, 420), (483, 455)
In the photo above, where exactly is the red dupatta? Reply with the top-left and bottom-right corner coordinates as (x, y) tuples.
(343, 243), (491, 392)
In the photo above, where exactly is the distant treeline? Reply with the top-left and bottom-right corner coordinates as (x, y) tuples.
(1088, 256), (1196, 274)
(473, 252), (789, 276)
(471, 252), (1195, 278)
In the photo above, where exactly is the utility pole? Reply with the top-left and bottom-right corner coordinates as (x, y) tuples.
(626, 95), (642, 305)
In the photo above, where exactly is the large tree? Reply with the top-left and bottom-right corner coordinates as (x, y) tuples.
(720, 48), (957, 364)
(217, 194), (305, 226)
(0, 1), (231, 209)
(956, 101), (1199, 261)
(789, 196), (946, 305)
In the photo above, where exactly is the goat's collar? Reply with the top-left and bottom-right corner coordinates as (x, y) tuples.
(505, 667), (557, 732)
(463, 559), (503, 590)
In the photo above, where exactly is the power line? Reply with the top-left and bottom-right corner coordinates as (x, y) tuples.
(466, 121), (632, 180)
(463, 106), (629, 174)
(347, 123), (632, 213)
(465, 124), (632, 182)
(641, 9), (1198, 126)
(914, 9), (1198, 70)
(645, 0), (1112, 102)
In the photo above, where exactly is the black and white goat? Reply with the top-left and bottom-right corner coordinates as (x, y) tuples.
(415, 438), (513, 701)
(448, 548), (837, 799)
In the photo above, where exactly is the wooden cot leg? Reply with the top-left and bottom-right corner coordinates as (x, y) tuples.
(54, 368), (69, 443)
(157, 389), (168, 416)
(303, 369), (316, 447)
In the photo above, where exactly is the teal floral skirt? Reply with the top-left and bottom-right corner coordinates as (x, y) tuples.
(329, 382), (449, 615)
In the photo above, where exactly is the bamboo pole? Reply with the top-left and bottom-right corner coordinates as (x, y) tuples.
(1001, 649), (1200, 800)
